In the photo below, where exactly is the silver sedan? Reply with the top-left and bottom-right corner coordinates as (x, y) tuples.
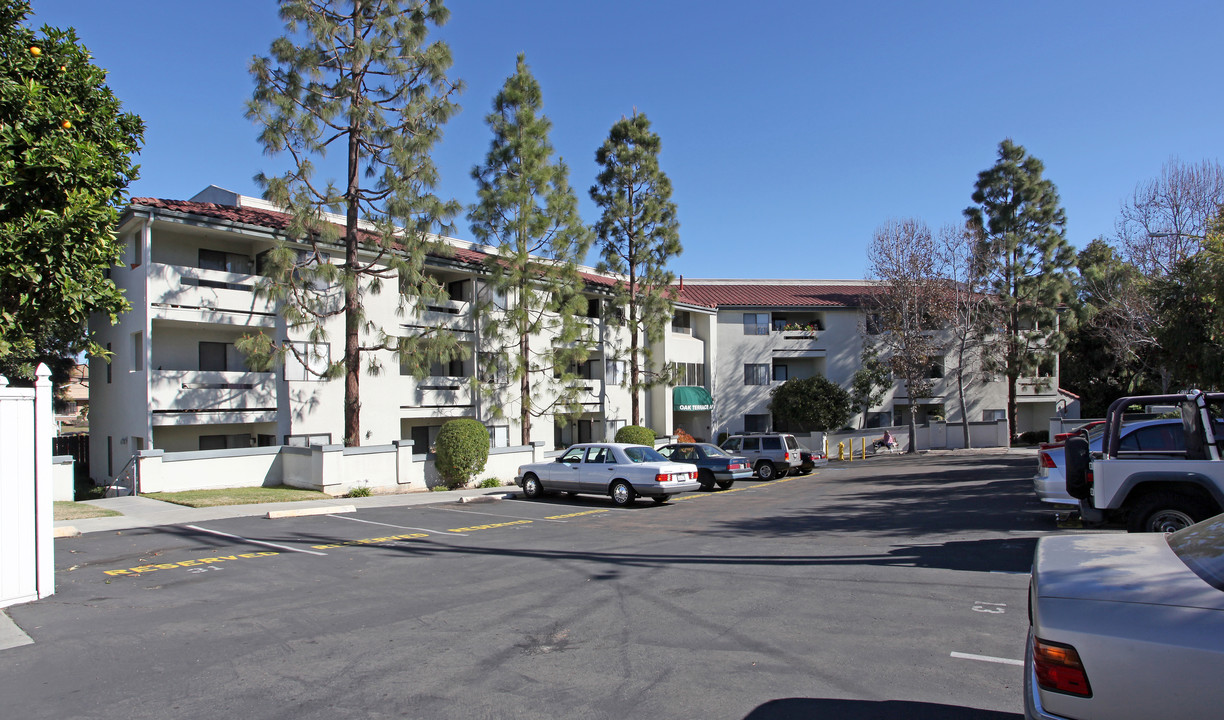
(1025, 514), (1224, 719)
(515, 442), (701, 506)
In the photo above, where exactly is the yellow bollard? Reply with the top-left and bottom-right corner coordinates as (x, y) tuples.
(861, 438), (867, 460)
(837, 441), (845, 461)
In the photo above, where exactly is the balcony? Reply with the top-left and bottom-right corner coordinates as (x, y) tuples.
(407, 299), (474, 335)
(1017, 377), (1058, 397)
(149, 370), (277, 425)
(415, 376), (473, 407)
(148, 263), (277, 327)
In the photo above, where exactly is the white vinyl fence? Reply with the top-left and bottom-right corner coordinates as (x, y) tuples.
(0, 366), (55, 608)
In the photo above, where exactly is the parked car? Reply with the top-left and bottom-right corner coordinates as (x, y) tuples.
(515, 443), (701, 507)
(1034, 419), (1182, 507)
(1053, 420), (1105, 443)
(657, 442), (753, 490)
(719, 432), (802, 480)
(797, 446), (828, 474)
(1025, 513), (1224, 719)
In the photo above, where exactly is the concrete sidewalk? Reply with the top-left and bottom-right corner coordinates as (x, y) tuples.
(56, 486), (519, 536)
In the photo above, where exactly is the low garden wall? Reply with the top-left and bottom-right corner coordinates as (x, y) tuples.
(133, 440), (548, 496)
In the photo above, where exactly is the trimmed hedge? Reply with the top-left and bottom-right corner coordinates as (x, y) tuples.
(435, 419), (490, 489)
(615, 425), (656, 446)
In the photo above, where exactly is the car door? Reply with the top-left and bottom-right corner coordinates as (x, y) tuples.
(740, 436), (761, 466)
(550, 446), (586, 491)
(580, 445), (618, 492)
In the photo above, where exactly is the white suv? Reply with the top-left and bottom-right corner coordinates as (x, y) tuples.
(720, 433), (803, 480)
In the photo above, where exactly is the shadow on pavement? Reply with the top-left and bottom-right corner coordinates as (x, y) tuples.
(742, 698), (1021, 720)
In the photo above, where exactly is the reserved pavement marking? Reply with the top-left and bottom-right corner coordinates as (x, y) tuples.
(447, 519), (533, 533)
(950, 651), (1023, 667)
(185, 524), (328, 556)
(428, 506), (568, 523)
(545, 509), (611, 520)
(311, 532), (427, 549)
(328, 514), (465, 536)
(104, 551), (279, 576)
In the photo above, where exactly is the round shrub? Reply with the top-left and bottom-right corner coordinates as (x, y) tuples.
(435, 419), (490, 489)
(615, 425), (656, 446)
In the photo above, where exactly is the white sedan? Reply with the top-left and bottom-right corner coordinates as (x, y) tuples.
(1025, 515), (1224, 719)
(515, 443), (701, 506)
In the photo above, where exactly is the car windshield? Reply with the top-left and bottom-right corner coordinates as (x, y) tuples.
(623, 446), (665, 463)
(699, 444), (730, 457)
(785, 436), (799, 450)
(1168, 513), (1224, 591)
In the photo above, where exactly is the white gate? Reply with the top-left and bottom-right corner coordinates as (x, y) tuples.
(0, 365), (55, 608)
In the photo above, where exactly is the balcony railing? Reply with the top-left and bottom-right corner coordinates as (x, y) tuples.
(409, 299), (474, 334)
(150, 370), (276, 413)
(148, 263), (277, 322)
(415, 376), (473, 407)
(1017, 377), (1058, 396)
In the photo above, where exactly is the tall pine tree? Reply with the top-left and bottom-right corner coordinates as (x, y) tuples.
(468, 54), (593, 446)
(590, 112), (681, 426)
(244, 0), (465, 446)
(965, 140), (1076, 439)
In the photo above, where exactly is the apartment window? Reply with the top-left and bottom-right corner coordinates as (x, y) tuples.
(771, 314), (787, 332)
(673, 362), (705, 387)
(410, 425), (441, 454)
(744, 363), (770, 385)
(199, 435), (228, 451)
(479, 357), (509, 385)
(285, 433), (332, 447)
(606, 360), (626, 385)
(447, 279), (470, 303)
(284, 341), (330, 381)
(586, 297), (601, 319)
(428, 358), (465, 378)
(131, 332), (144, 371)
(199, 342), (228, 372)
(743, 313), (770, 336)
(745, 414), (771, 434)
(983, 409), (1006, 422)
(773, 363), (788, 382)
(672, 311), (692, 334)
(199, 249), (251, 274)
(487, 425), (509, 448)
(257, 434), (277, 447)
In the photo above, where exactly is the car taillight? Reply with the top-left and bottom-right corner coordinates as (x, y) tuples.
(1040, 453), (1057, 469)
(1032, 637), (1092, 697)
(784, 452), (791, 460)
(1086, 469), (1093, 486)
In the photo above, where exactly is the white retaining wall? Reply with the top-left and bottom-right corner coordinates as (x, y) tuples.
(133, 440), (548, 496)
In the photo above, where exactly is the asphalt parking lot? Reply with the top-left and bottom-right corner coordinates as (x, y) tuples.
(2, 451), (1077, 720)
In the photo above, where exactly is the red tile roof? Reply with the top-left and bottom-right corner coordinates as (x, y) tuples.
(676, 282), (881, 308)
(131, 197), (618, 287)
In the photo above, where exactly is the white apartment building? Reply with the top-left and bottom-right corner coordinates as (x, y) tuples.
(88, 187), (658, 482)
(88, 189), (1065, 484)
(674, 280), (1067, 439)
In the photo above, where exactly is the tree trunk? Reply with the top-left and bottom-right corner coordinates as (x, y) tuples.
(342, 8), (363, 447)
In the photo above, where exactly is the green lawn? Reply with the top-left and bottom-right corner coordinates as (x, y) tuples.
(54, 501), (122, 521)
(142, 485), (330, 508)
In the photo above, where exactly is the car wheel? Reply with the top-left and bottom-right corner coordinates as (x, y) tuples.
(716, 479), (734, 490)
(756, 461), (776, 480)
(610, 480), (635, 507)
(652, 495), (669, 505)
(522, 474), (543, 499)
(1127, 491), (1210, 533)
(698, 469), (715, 491)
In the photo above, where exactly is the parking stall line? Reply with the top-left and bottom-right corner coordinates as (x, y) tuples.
(327, 514), (466, 537)
(184, 524), (328, 556)
(950, 651), (1023, 667)
(427, 506), (569, 523)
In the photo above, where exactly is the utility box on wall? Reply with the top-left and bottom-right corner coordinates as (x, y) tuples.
(0, 366), (55, 608)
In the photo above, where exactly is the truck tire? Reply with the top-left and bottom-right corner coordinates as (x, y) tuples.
(1126, 491), (1211, 533)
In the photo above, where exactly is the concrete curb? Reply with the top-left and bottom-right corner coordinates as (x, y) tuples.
(458, 493), (514, 504)
(53, 526), (80, 538)
(266, 504), (356, 519)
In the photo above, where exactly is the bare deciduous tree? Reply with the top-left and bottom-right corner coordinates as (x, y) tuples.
(935, 222), (1002, 449)
(1116, 158), (1224, 276)
(866, 218), (954, 453)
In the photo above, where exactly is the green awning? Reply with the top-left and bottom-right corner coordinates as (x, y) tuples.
(674, 386), (713, 412)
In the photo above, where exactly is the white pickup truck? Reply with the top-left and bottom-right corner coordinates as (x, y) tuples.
(1064, 390), (1224, 532)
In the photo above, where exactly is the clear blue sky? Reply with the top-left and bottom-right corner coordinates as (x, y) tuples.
(26, 0), (1224, 280)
